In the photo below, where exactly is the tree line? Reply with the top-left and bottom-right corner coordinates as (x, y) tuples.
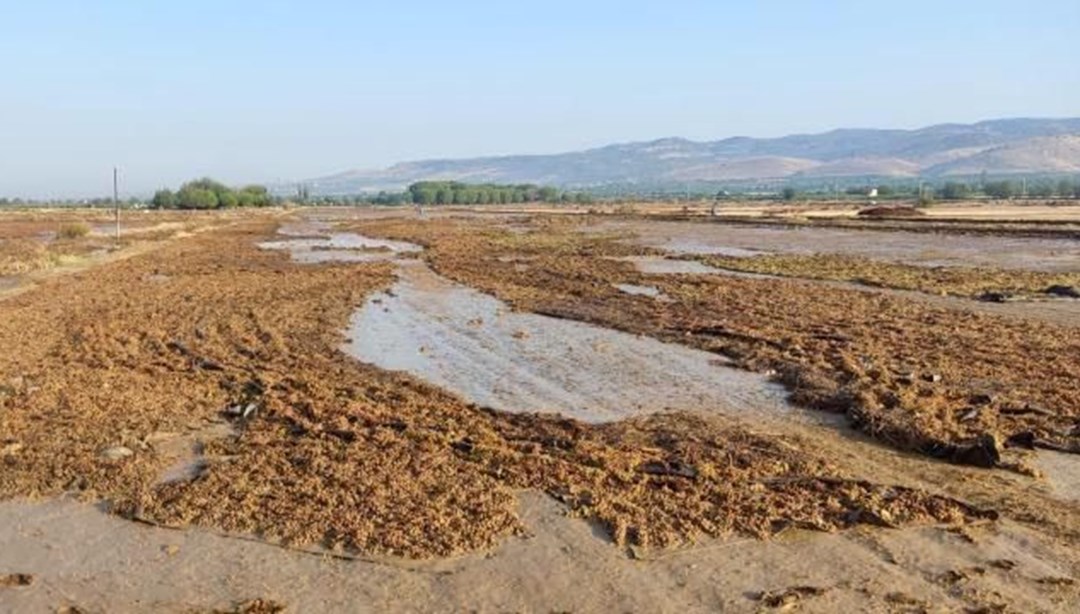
(405, 181), (590, 205)
(151, 178), (274, 209)
(825, 178), (1080, 202)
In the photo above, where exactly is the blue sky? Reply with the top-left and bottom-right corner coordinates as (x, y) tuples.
(1, 1), (1077, 197)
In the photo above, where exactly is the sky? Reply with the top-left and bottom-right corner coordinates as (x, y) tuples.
(1, 1), (1077, 198)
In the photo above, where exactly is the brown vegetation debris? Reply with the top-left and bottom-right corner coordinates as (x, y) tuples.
(696, 252), (1080, 299)
(0, 217), (989, 559)
(353, 216), (1080, 468)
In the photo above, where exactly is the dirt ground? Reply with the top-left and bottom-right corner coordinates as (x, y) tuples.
(2, 206), (1080, 612)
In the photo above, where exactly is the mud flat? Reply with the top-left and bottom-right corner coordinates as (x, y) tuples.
(586, 219), (1080, 272)
(2, 491), (1076, 613)
(260, 227), (422, 264)
(346, 262), (792, 423)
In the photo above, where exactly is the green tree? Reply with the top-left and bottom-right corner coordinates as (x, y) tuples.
(1029, 182), (1054, 198)
(1057, 179), (1076, 198)
(151, 189), (176, 209)
(177, 187), (219, 209)
(781, 186), (797, 201)
(984, 180), (1015, 199)
(941, 182), (971, 200)
(241, 185), (272, 207)
(538, 186), (559, 202)
(217, 191), (239, 208)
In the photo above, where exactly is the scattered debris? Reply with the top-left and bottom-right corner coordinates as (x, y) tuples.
(212, 599), (286, 614)
(100, 446), (135, 461)
(1045, 284), (1080, 298)
(857, 205), (924, 218)
(754, 585), (828, 609)
(0, 573), (33, 588)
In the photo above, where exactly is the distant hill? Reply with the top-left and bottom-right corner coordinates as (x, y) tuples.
(304, 118), (1080, 194)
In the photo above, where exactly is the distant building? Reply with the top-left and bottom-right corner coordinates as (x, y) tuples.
(868, 188), (879, 198)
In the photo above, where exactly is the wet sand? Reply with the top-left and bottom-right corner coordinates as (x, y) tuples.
(2, 490), (1076, 613)
(345, 261), (792, 423)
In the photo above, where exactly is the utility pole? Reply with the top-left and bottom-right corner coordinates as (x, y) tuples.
(113, 167), (120, 242)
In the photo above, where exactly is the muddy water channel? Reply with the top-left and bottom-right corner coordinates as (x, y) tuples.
(346, 262), (792, 422)
(264, 224), (794, 423)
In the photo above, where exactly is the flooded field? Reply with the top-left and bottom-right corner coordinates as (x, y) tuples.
(347, 261), (791, 422)
(587, 218), (1080, 272)
(2, 207), (1080, 612)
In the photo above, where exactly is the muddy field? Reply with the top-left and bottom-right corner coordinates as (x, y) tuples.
(2, 207), (1080, 612)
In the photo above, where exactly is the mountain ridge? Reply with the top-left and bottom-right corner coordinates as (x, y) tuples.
(305, 117), (1080, 194)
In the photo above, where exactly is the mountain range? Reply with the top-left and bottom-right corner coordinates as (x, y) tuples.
(305, 118), (1080, 194)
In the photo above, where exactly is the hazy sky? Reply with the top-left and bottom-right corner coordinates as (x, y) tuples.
(1, 1), (1077, 198)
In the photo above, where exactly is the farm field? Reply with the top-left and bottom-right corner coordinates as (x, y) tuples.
(1, 205), (1079, 612)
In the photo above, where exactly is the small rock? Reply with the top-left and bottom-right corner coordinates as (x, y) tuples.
(100, 446), (134, 461)
(923, 373), (943, 383)
(1, 441), (23, 456)
(978, 292), (1012, 303)
(970, 393), (994, 406)
(162, 544), (181, 556)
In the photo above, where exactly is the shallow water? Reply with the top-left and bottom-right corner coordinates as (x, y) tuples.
(344, 262), (793, 423)
(589, 220), (1080, 273)
(613, 283), (665, 298)
(612, 256), (727, 275)
(259, 232), (422, 263)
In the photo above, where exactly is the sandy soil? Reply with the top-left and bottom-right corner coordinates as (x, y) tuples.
(0, 490), (1074, 613)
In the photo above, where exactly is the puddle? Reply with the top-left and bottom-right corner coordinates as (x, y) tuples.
(1035, 451), (1080, 502)
(613, 256), (727, 275)
(614, 283), (665, 298)
(658, 241), (766, 258)
(344, 262), (793, 423)
(260, 231), (422, 264)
